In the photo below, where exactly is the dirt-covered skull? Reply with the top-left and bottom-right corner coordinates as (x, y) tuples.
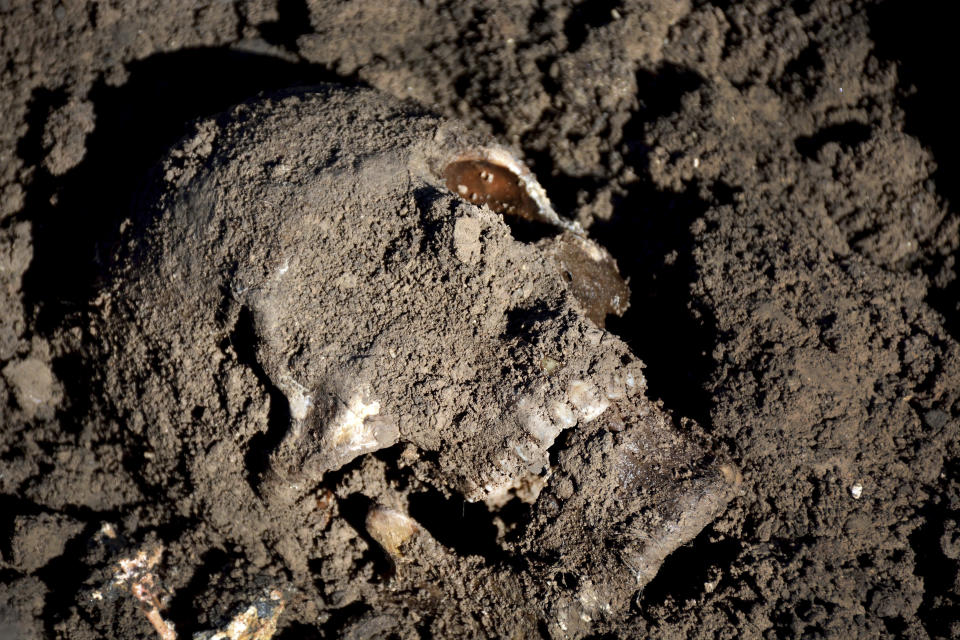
(105, 85), (636, 505)
(96, 86), (735, 635)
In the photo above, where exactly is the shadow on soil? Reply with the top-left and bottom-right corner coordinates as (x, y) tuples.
(907, 458), (960, 638)
(869, 9), (960, 628)
(870, 1), (960, 339)
(528, 64), (721, 432)
(638, 524), (742, 611)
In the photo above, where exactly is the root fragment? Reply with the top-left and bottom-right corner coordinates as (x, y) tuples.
(94, 543), (285, 640)
(103, 545), (176, 640)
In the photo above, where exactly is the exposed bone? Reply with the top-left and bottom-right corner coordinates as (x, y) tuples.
(98, 543), (285, 640)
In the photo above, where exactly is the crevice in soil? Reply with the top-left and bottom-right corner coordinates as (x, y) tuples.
(637, 524), (741, 611)
(590, 181), (720, 431)
(35, 520), (113, 637)
(503, 301), (565, 343)
(778, 44), (825, 100)
(50, 350), (92, 434)
(564, 0), (622, 51)
(230, 305), (293, 494)
(909, 458), (960, 639)
(258, 0), (313, 54)
(869, 1), (960, 339)
(335, 492), (393, 577)
(165, 547), (248, 637)
(794, 121), (872, 160)
(521, 147), (604, 221)
(275, 622), (323, 639)
(633, 65), (705, 126)
(407, 487), (505, 560)
(316, 601), (374, 638)
(14, 86), (69, 168)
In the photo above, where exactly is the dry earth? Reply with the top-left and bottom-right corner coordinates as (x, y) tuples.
(2, 0), (960, 638)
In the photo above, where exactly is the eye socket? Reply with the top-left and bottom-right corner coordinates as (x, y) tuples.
(442, 152), (631, 327)
(443, 159), (544, 223)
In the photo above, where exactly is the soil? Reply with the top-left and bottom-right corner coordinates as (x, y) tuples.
(2, 1), (959, 639)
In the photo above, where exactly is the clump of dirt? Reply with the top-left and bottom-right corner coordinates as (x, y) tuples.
(2, 1), (959, 639)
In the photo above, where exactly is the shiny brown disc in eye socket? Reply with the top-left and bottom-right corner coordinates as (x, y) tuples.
(443, 155), (630, 327)
(443, 159), (544, 222)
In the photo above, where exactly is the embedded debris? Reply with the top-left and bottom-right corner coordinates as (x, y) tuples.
(94, 545), (175, 640)
(95, 544), (285, 640)
(193, 589), (285, 640)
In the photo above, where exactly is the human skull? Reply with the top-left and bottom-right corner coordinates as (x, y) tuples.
(95, 85), (736, 634)
(105, 85), (637, 504)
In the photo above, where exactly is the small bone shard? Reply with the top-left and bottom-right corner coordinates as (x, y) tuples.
(443, 159), (544, 223)
(98, 543), (286, 640)
(194, 589), (286, 640)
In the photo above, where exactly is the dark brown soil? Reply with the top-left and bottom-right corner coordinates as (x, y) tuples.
(2, 1), (959, 638)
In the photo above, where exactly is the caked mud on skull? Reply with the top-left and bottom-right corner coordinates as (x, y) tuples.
(124, 86), (643, 508)
(249, 135), (640, 506)
(97, 85), (736, 635)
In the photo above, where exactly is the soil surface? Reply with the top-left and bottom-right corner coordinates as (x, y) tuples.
(2, 1), (960, 639)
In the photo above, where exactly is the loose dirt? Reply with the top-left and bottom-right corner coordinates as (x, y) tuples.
(2, 1), (959, 638)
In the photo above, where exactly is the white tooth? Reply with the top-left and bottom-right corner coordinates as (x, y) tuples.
(567, 380), (609, 423)
(517, 396), (561, 445)
(328, 393), (382, 453)
(550, 400), (577, 428)
(514, 444), (531, 462)
(524, 408), (562, 445)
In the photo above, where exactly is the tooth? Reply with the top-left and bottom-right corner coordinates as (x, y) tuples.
(365, 505), (419, 561)
(567, 380), (609, 422)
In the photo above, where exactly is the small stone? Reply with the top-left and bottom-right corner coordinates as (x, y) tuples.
(539, 355), (563, 375)
(8, 514), (83, 573)
(453, 216), (482, 264)
(2, 358), (59, 418)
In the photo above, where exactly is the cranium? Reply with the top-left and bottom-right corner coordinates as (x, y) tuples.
(96, 84), (737, 636)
